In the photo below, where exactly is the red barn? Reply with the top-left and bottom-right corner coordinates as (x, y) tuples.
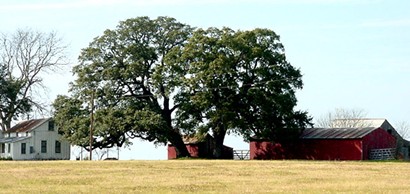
(250, 127), (396, 160)
(168, 134), (233, 159)
(250, 141), (283, 160)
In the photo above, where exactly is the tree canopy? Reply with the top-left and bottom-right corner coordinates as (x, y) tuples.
(53, 16), (194, 156)
(53, 16), (311, 158)
(171, 27), (312, 157)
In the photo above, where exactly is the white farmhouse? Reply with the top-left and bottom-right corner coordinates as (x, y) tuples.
(0, 118), (70, 160)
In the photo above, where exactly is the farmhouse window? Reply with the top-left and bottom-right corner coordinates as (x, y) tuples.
(55, 141), (61, 153)
(7, 144), (10, 153)
(1, 143), (4, 153)
(30, 146), (34, 154)
(41, 141), (47, 153)
(48, 120), (55, 131)
(21, 143), (26, 154)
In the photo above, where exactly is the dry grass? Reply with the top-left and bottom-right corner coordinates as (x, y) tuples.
(0, 160), (409, 193)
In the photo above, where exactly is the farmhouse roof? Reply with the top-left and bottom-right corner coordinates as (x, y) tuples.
(0, 136), (31, 143)
(6, 118), (50, 133)
(301, 127), (378, 139)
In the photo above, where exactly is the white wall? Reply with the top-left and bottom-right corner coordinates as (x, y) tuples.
(10, 120), (70, 160)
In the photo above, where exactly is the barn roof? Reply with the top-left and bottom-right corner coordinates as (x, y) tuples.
(182, 133), (213, 144)
(6, 118), (50, 133)
(301, 127), (378, 139)
(331, 118), (389, 128)
(359, 118), (389, 127)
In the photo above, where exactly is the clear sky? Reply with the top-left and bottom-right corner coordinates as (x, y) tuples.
(1, 0), (410, 160)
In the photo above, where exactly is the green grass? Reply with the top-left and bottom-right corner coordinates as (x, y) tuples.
(0, 160), (409, 193)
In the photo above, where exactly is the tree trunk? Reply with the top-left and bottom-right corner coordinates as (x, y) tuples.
(169, 129), (191, 158)
(212, 125), (227, 159)
(161, 104), (191, 158)
(3, 121), (10, 131)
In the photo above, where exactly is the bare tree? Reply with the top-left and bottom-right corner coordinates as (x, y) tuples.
(395, 121), (410, 140)
(0, 29), (67, 130)
(315, 108), (369, 128)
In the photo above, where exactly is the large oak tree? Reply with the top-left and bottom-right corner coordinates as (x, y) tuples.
(53, 17), (194, 157)
(171, 27), (312, 158)
(54, 17), (312, 159)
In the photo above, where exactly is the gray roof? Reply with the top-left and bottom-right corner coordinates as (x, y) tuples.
(301, 127), (378, 139)
(331, 118), (390, 128)
(0, 136), (31, 143)
(6, 118), (50, 133)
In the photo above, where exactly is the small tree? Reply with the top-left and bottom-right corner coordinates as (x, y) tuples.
(395, 121), (410, 140)
(0, 29), (67, 130)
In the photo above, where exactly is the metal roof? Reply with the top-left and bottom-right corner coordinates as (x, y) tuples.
(331, 118), (388, 128)
(6, 118), (50, 133)
(360, 119), (388, 127)
(0, 136), (31, 143)
(301, 127), (378, 139)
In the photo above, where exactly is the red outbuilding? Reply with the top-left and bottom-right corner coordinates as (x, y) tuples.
(250, 127), (396, 160)
(168, 134), (234, 159)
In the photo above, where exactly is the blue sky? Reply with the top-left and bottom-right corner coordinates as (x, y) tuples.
(1, 0), (410, 159)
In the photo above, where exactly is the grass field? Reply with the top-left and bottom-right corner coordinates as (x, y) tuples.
(0, 160), (409, 193)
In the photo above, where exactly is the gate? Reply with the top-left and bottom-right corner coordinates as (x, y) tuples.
(233, 150), (250, 160)
(369, 148), (396, 160)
